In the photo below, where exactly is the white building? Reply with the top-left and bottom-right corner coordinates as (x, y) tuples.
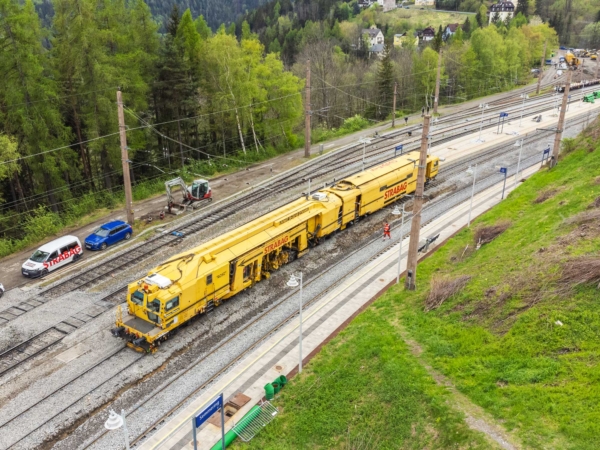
(488, 0), (516, 24)
(362, 26), (385, 47)
(415, 0), (435, 6)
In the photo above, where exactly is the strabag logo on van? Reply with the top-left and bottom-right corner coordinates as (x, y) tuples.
(43, 245), (82, 268)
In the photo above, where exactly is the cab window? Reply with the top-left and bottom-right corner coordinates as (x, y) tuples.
(147, 299), (161, 312)
(243, 265), (252, 281)
(206, 274), (213, 284)
(131, 290), (144, 305)
(60, 246), (69, 254)
(67, 242), (79, 251)
(165, 297), (179, 311)
(48, 251), (58, 261)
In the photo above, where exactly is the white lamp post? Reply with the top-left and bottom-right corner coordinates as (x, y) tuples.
(358, 137), (371, 172)
(476, 103), (489, 143)
(466, 164), (478, 227)
(105, 410), (130, 450)
(514, 139), (524, 189)
(519, 94), (529, 127)
(392, 204), (405, 284)
(287, 273), (303, 374)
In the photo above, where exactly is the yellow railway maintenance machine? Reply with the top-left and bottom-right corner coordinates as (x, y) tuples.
(113, 151), (439, 352)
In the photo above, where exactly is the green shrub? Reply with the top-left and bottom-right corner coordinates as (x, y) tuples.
(23, 206), (63, 240)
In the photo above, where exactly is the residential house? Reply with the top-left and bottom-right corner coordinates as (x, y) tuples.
(415, 0), (435, 5)
(368, 43), (385, 58)
(384, 0), (396, 11)
(421, 26), (435, 42)
(488, 0), (516, 24)
(362, 26), (385, 48)
(358, 0), (374, 7)
(443, 23), (460, 41)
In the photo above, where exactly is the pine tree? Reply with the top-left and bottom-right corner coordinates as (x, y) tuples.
(0, 0), (72, 211)
(377, 42), (395, 121)
(195, 15), (212, 40)
(462, 17), (472, 37)
(515, 0), (529, 17)
(153, 5), (197, 167)
(432, 25), (443, 51)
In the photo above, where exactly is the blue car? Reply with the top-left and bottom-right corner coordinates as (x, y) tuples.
(85, 220), (133, 250)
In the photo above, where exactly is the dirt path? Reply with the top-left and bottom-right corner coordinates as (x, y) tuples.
(397, 327), (521, 450)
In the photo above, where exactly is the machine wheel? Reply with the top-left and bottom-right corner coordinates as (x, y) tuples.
(207, 197), (213, 203)
(0, 290), (3, 299)
(125, 232), (131, 240)
(40, 269), (49, 278)
(100, 243), (107, 250)
(73, 254), (81, 262)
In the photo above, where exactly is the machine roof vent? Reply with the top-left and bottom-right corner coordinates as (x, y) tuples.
(312, 192), (328, 201)
(145, 273), (172, 289)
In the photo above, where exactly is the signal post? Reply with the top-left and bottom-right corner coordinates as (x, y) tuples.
(405, 115), (431, 290)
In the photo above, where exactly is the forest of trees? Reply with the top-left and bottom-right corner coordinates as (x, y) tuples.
(0, 0), (558, 255)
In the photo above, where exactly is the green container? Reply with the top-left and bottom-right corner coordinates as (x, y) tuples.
(264, 382), (274, 400)
(209, 406), (262, 450)
(593, 91), (600, 99)
(278, 375), (288, 386)
(272, 382), (280, 394)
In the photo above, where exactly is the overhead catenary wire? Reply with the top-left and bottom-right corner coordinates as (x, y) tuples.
(0, 122), (299, 226)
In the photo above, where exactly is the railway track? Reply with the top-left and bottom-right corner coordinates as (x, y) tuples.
(0, 345), (140, 449)
(80, 124), (565, 450)
(6, 111), (592, 450)
(0, 105), (594, 381)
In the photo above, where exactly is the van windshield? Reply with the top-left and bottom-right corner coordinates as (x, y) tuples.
(30, 250), (49, 262)
(93, 227), (110, 237)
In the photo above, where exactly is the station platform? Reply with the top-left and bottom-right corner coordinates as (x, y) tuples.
(139, 158), (541, 450)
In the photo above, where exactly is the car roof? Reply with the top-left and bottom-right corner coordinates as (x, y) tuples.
(37, 235), (80, 252)
(100, 220), (127, 230)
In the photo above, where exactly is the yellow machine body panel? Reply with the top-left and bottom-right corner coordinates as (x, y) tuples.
(114, 151), (440, 352)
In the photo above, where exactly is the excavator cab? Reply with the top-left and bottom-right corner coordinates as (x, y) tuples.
(190, 180), (209, 199)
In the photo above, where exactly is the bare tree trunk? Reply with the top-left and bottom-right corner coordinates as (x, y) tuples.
(249, 112), (260, 153)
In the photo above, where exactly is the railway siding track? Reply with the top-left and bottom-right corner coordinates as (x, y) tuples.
(7, 110), (593, 450)
(0, 110), (592, 380)
(82, 132), (558, 450)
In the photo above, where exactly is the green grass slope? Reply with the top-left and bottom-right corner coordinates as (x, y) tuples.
(238, 121), (600, 450)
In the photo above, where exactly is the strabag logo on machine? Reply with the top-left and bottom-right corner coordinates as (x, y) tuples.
(263, 235), (289, 254)
(384, 181), (408, 200)
(43, 245), (82, 268)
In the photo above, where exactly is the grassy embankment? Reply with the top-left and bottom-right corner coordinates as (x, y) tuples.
(237, 120), (600, 449)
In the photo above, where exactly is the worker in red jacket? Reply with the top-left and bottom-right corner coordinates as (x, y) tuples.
(383, 222), (391, 241)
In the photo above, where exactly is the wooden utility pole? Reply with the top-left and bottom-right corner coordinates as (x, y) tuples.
(117, 89), (134, 225)
(536, 40), (547, 95)
(392, 82), (397, 127)
(405, 115), (431, 291)
(433, 49), (442, 115)
(304, 60), (311, 158)
(550, 69), (572, 168)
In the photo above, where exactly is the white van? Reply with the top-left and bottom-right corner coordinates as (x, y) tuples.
(21, 235), (83, 278)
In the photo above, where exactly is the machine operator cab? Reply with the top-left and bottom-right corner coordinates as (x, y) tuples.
(127, 273), (175, 326)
